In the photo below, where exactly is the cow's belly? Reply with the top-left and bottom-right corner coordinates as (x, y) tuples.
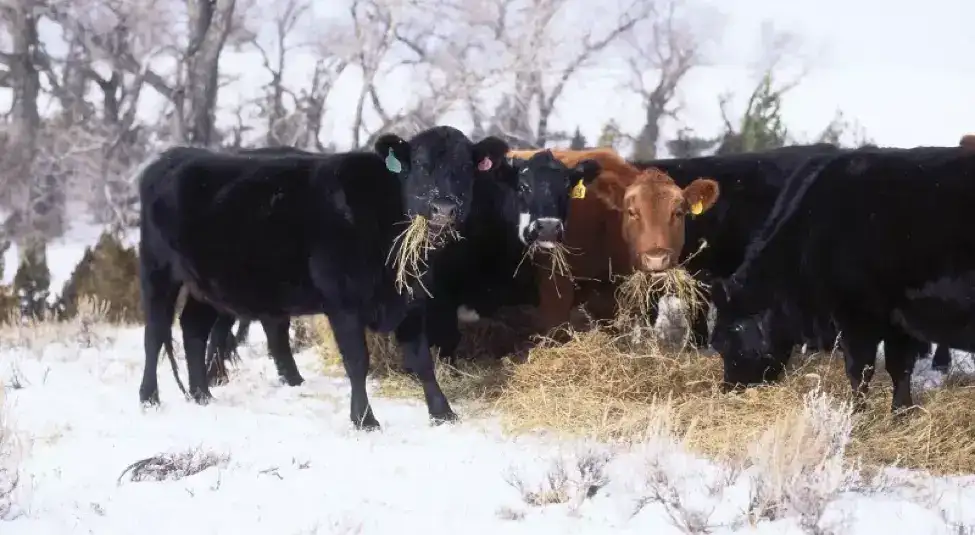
(890, 271), (975, 352)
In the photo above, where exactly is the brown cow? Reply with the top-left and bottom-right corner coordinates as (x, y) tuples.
(508, 148), (720, 333)
(961, 134), (975, 150)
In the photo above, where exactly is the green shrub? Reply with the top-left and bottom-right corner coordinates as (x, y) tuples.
(56, 230), (142, 324)
(12, 239), (52, 321)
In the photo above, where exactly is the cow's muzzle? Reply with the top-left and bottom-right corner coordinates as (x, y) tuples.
(638, 248), (675, 271)
(428, 199), (458, 230)
(525, 217), (564, 249)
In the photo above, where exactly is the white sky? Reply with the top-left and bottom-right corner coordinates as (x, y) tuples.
(4, 0), (974, 156)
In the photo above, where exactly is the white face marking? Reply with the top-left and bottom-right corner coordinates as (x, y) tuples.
(517, 212), (531, 244)
(536, 241), (557, 250)
(456, 305), (481, 323)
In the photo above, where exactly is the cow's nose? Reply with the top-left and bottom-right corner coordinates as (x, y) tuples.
(640, 251), (672, 271)
(532, 218), (563, 241)
(429, 200), (457, 223)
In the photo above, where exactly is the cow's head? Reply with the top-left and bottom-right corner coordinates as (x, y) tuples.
(709, 278), (789, 389)
(374, 126), (509, 234)
(596, 167), (720, 272)
(507, 150), (601, 249)
(960, 134), (975, 151)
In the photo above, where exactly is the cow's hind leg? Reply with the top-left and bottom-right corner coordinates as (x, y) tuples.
(179, 296), (220, 404)
(262, 318), (305, 386)
(836, 324), (881, 413)
(883, 329), (924, 414)
(206, 313), (238, 387)
(930, 344), (952, 373)
(397, 308), (457, 424)
(139, 268), (182, 406)
(328, 311), (380, 430)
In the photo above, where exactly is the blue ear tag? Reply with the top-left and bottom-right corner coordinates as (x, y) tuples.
(385, 149), (402, 173)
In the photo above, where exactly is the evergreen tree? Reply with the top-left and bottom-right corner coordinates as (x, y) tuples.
(596, 119), (624, 150)
(13, 238), (52, 321)
(569, 126), (587, 150)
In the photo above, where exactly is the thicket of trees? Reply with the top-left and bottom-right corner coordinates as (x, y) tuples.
(0, 0), (872, 323)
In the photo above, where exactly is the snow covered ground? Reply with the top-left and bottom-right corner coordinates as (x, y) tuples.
(1, 321), (975, 535)
(1, 219), (974, 533)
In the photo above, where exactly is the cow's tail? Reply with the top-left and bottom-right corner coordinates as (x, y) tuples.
(164, 337), (188, 396)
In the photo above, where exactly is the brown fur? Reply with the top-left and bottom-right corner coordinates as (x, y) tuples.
(508, 148), (718, 334)
(961, 135), (975, 151)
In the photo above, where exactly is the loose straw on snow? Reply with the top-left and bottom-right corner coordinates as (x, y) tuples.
(386, 215), (460, 297)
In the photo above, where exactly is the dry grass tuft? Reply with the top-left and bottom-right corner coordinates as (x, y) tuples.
(117, 448), (229, 484)
(387, 215), (460, 298)
(0, 385), (21, 519)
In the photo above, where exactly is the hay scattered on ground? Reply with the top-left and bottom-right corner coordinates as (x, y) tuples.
(496, 329), (975, 475)
(387, 215), (460, 298)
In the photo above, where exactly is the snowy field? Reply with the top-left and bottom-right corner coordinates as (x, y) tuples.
(1, 322), (975, 534)
(2, 220), (975, 534)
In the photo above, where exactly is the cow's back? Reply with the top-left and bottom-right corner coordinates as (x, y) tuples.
(141, 148), (400, 317)
(638, 146), (845, 279)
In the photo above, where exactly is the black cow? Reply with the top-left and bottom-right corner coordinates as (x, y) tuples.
(425, 150), (602, 364)
(710, 145), (975, 413)
(137, 125), (511, 430)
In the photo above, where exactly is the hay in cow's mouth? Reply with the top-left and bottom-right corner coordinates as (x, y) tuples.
(514, 240), (575, 282)
(387, 215), (460, 297)
(613, 241), (710, 340)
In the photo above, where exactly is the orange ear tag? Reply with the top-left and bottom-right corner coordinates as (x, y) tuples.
(690, 201), (703, 215)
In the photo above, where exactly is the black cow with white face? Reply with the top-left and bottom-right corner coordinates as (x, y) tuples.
(423, 150), (602, 365)
(137, 125), (509, 431)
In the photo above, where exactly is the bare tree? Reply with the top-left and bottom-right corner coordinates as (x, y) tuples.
(469, 0), (652, 147)
(246, 0), (310, 146)
(0, 0), (44, 242)
(626, 0), (716, 160)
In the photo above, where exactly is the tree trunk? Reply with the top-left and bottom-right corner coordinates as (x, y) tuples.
(182, 0), (238, 147)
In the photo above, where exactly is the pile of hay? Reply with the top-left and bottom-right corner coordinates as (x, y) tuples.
(496, 329), (975, 475)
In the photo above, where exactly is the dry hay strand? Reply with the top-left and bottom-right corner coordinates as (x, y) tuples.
(515, 241), (577, 283)
(494, 329), (975, 475)
(387, 215), (460, 298)
(614, 240), (709, 328)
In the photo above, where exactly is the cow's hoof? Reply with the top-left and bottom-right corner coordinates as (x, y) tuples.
(430, 410), (459, 426)
(139, 388), (160, 407)
(352, 414), (381, 431)
(280, 373), (305, 387)
(891, 404), (919, 421)
(191, 388), (213, 405)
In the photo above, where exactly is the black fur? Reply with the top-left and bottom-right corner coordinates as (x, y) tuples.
(710, 146), (975, 412)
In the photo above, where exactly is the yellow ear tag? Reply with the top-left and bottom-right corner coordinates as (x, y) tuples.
(690, 201), (703, 215)
(570, 181), (587, 199)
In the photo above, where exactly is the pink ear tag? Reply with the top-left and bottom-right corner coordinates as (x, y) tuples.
(477, 157), (493, 171)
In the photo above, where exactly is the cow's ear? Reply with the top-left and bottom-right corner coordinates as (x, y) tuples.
(590, 179), (626, 211)
(683, 177), (720, 216)
(472, 136), (510, 172)
(571, 158), (602, 186)
(374, 133), (410, 175)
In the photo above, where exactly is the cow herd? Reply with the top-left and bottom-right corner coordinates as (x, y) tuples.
(136, 125), (975, 431)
